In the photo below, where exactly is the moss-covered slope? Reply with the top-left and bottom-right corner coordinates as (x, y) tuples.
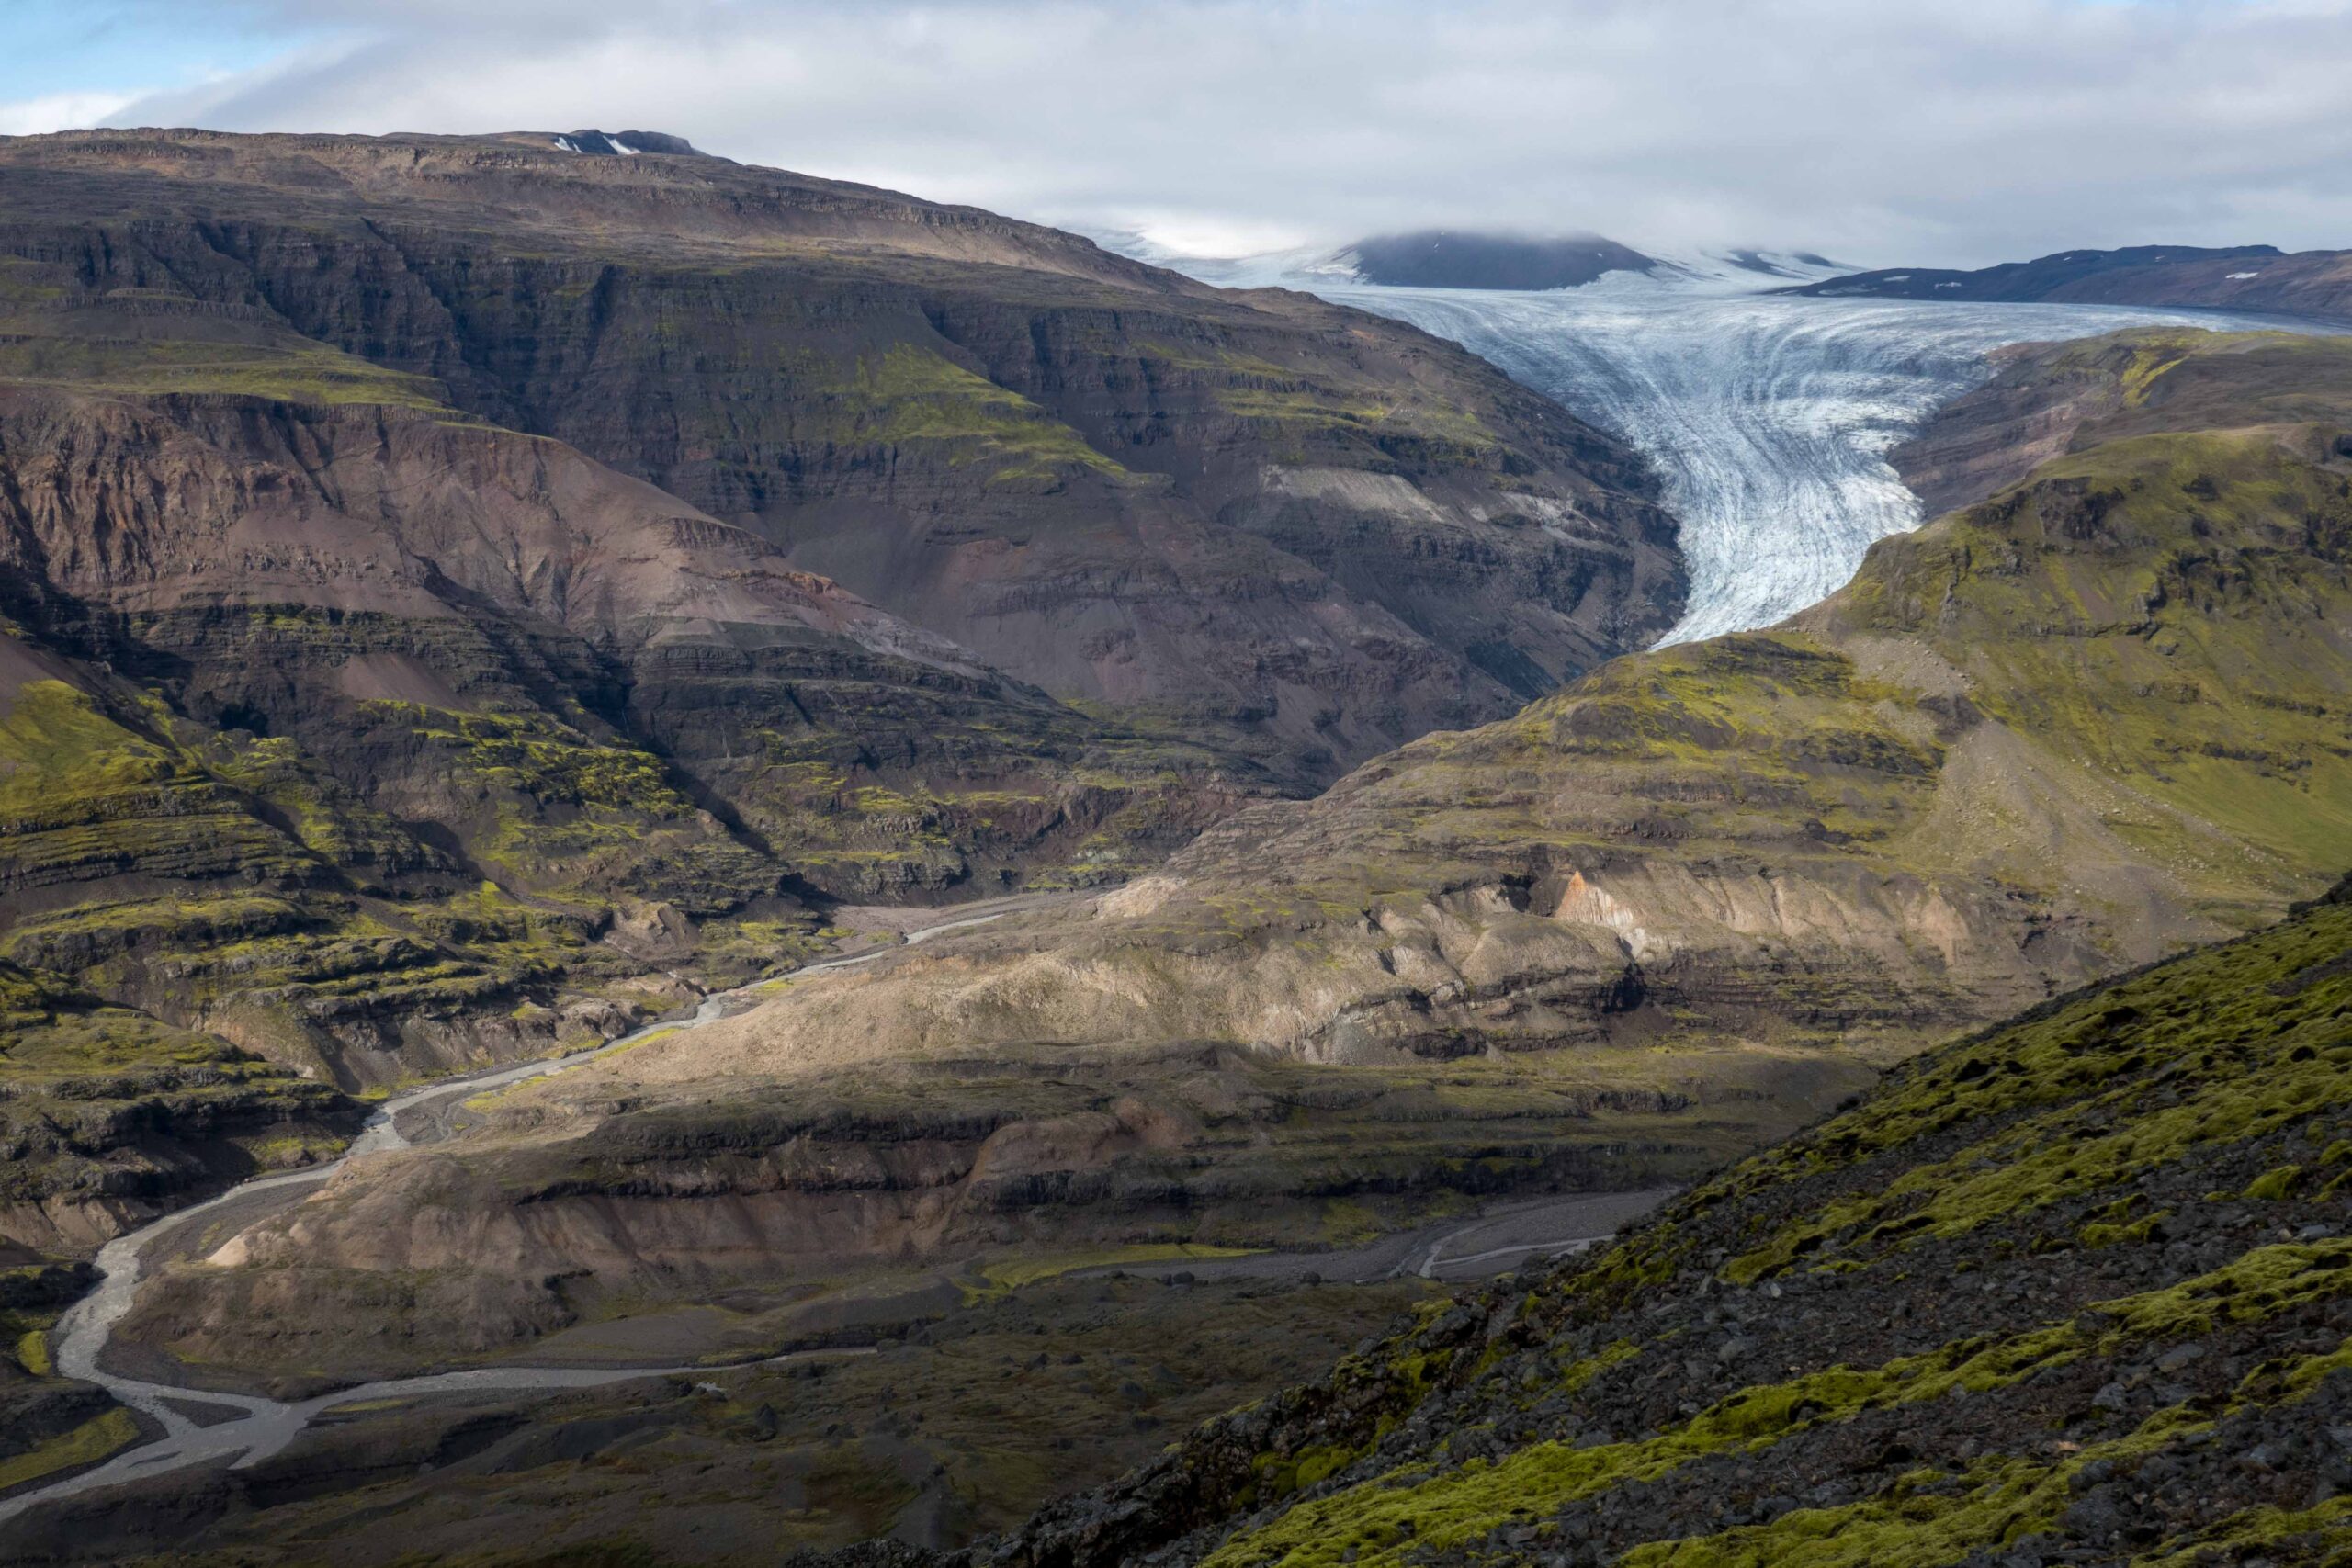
(0, 955), (358, 1254)
(961, 874), (2352, 1568)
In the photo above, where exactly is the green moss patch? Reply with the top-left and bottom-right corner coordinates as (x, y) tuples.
(0, 1408), (139, 1492)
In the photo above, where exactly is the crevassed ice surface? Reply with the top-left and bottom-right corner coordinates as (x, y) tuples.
(1306, 279), (2317, 645)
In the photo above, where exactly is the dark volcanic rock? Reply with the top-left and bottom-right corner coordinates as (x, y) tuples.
(1345, 230), (1657, 291)
(1789, 242), (2352, 323)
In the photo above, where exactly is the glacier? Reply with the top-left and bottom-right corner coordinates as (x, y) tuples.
(1312, 276), (2328, 645)
(1115, 234), (2327, 645)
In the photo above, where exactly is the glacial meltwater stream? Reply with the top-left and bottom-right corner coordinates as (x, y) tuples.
(0, 908), (1019, 1527)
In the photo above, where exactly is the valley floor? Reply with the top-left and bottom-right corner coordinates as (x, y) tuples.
(0, 893), (1673, 1555)
(0, 1184), (1667, 1560)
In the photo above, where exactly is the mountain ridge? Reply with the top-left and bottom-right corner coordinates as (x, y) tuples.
(1789, 243), (2352, 323)
(0, 127), (1684, 777)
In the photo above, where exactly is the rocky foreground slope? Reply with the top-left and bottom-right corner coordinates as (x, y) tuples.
(96, 325), (2352, 1383)
(885, 872), (2352, 1568)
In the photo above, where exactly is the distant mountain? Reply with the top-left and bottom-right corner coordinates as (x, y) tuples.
(1091, 230), (1843, 295)
(547, 128), (703, 157)
(1790, 243), (2352, 322)
(1341, 230), (1657, 290)
(1716, 246), (1838, 278)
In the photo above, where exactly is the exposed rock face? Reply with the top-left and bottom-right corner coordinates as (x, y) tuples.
(0, 128), (1684, 780)
(0, 365), (1245, 908)
(1791, 242), (2352, 323)
(0, 960), (358, 1258)
(0, 241), (1236, 1249)
(1893, 324), (2352, 516)
(114, 1031), (1860, 1382)
(905, 872), (2352, 1568)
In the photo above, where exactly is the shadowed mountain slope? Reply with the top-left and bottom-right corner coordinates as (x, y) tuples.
(0, 241), (1250, 1255)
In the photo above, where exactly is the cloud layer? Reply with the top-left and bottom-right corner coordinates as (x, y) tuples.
(15, 0), (2352, 265)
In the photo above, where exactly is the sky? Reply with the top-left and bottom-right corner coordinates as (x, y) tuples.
(5, 0), (2352, 266)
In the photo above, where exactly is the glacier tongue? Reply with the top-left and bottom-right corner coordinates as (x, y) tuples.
(1311, 281), (2320, 645)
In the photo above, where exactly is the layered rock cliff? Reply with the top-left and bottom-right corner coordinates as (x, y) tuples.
(0, 254), (1247, 1253)
(594, 327), (2352, 1077)
(0, 128), (1688, 1253)
(0, 128), (1684, 779)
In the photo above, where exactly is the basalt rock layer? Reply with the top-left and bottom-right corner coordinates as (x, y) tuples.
(0, 128), (1685, 1250)
(0, 128), (1684, 780)
(0, 958), (358, 1258)
(599, 328), (2352, 1081)
(108, 1030), (1858, 1384)
(0, 228), (1201, 1252)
